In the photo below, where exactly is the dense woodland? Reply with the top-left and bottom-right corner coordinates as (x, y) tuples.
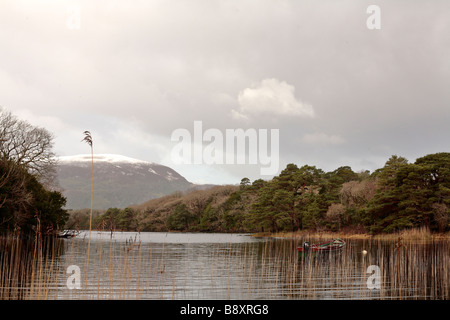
(0, 108), (68, 235)
(68, 152), (450, 235)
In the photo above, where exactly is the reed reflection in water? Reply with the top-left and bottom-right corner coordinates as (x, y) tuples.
(1, 231), (449, 300)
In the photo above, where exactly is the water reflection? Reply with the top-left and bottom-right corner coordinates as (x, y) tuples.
(0, 235), (66, 299)
(1, 232), (449, 300)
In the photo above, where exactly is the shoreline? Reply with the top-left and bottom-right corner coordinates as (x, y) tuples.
(62, 228), (450, 241)
(251, 227), (450, 241)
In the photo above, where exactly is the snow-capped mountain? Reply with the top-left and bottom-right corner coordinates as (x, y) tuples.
(56, 154), (193, 209)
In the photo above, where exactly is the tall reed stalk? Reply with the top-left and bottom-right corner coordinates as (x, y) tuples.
(81, 131), (94, 297)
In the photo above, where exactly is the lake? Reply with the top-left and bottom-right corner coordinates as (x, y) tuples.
(1, 231), (449, 300)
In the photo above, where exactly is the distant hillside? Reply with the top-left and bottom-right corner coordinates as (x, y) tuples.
(131, 184), (247, 232)
(56, 154), (194, 209)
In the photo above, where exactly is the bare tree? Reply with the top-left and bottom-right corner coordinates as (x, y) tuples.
(326, 203), (345, 230)
(0, 107), (57, 186)
(340, 179), (377, 208)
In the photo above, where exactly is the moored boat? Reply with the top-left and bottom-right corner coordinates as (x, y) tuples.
(57, 230), (80, 239)
(297, 238), (345, 255)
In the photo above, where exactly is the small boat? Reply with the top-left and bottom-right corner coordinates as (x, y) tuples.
(57, 230), (80, 239)
(297, 238), (346, 255)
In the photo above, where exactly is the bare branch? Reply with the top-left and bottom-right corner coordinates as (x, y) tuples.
(0, 107), (56, 183)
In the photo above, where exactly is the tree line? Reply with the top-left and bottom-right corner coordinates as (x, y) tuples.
(0, 107), (68, 235)
(245, 152), (449, 234)
(83, 152), (448, 235)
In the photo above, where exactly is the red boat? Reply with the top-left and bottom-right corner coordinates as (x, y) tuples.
(297, 238), (346, 255)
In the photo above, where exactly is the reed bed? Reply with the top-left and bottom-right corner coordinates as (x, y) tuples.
(0, 233), (64, 300)
(260, 226), (450, 241)
(0, 231), (448, 300)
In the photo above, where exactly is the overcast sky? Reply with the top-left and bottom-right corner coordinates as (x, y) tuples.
(1, 0), (449, 184)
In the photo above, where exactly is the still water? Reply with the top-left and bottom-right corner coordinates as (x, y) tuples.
(3, 231), (449, 300)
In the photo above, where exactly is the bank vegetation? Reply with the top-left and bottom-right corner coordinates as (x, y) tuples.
(66, 152), (449, 237)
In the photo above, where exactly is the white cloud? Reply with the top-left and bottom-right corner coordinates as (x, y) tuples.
(232, 78), (314, 120)
(302, 132), (346, 146)
(230, 109), (249, 121)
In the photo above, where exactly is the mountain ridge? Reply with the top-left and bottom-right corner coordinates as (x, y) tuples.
(58, 154), (156, 165)
(56, 154), (195, 210)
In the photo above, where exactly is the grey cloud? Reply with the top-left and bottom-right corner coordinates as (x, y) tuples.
(1, 0), (449, 183)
